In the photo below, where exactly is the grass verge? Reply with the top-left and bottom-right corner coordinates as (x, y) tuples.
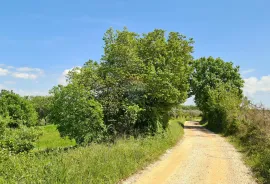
(0, 118), (185, 184)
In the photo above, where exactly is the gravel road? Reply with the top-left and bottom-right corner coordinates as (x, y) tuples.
(123, 121), (257, 184)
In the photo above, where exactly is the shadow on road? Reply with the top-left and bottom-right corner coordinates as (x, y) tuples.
(184, 123), (217, 137)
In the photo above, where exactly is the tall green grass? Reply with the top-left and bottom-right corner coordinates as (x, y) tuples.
(0, 118), (184, 184)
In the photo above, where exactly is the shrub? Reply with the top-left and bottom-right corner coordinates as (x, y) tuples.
(200, 85), (241, 134)
(0, 116), (41, 153)
(49, 84), (105, 144)
(0, 91), (41, 153)
(0, 90), (38, 127)
(0, 126), (41, 153)
(256, 149), (270, 182)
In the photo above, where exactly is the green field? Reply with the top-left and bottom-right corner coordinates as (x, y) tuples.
(34, 124), (76, 150)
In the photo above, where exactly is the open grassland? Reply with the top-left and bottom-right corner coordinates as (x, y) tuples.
(0, 118), (184, 184)
(34, 124), (76, 150)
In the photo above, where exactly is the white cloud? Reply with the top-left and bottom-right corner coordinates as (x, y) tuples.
(244, 75), (270, 96)
(58, 67), (80, 85)
(241, 69), (255, 75)
(58, 69), (71, 85)
(183, 75), (270, 107)
(12, 72), (38, 79)
(0, 65), (44, 80)
(0, 68), (9, 76)
(16, 67), (44, 74)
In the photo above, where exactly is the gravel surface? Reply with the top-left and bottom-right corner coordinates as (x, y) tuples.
(123, 121), (257, 184)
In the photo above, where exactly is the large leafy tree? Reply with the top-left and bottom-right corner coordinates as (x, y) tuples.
(190, 57), (244, 131)
(68, 28), (194, 134)
(190, 57), (244, 112)
(137, 29), (194, 132)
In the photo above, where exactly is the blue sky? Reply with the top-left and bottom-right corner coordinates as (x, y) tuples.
(0, 0), (270, 106)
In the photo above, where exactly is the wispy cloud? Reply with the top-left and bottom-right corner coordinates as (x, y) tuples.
(12, 72), (38, 79)
(7, 66), (14, 69)
(241, 69), (255, 75)
(16, 67), (44, 75)
(0, 65), (44, 80)
(0, 68), (9, 76)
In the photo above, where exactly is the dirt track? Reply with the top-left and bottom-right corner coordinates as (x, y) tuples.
(123, 121), (257, 184)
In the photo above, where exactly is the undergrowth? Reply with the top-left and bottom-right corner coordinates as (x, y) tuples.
(228, 132), (270, 184)
(0, 118), (185, 184)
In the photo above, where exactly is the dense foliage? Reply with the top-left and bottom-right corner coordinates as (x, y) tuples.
(63, 28), (194, 140)
(190, 57), (244, 132)
(26, 96), (52, 125)
(0, 123), (41, 153)
(49, 84), (105, 144)
(0, 90), (40, 153)
(0, 119), (184, 184)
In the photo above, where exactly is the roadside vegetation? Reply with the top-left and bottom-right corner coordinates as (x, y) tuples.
(229, 103), (270, 184)
(0, 118), (184, 183)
